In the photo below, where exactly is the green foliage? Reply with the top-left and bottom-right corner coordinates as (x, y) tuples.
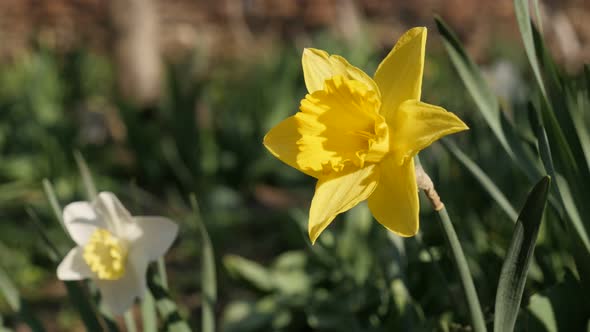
(437, 3), (590, 331)
(221, 204), (433, 332)
(494, 176), (550, 332)
(0, 1), (588, 329)
(190, 195), (217, 332)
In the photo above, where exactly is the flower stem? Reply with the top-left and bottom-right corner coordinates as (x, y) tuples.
(157, 258), (169, 290)
(416, 164), (487, 332)
(124, 310), (138, 332)
(436, 206), (487, 332)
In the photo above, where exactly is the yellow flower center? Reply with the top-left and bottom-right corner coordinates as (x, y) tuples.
(295, 75), (389, 174)
(83, 229), (128, 280)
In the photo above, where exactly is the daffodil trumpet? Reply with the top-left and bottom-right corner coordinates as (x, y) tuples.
(264, 27), (468, 243)
(56, 192), (178, 315)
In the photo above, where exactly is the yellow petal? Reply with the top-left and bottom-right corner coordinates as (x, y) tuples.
(373, 27), (427, 123)
(309, 164), (379, 244)
(263, 116), (323, 178)
(264, 76), (388, 177)
(302, 48), (379, 94)
(368, 157), (419, 237)
(391, 100), (469, 164)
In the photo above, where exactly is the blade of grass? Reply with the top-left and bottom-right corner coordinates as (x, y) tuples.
(494, 176), (550, 332)
(418, 164), (487, 332)
(555, 176), (590, 287)
(25, 207), (62, 262)
(64, 282), (116, 331)
(158, 258), (169, 290)
(442, 139), (518, 221)
(42, 179), (67, 234)
(514, 0), (547, 98)
(569, 95), (590, 174)
(532, 0), (543, 33)
(141, 290), (158, 332)
(530, 105), (590, 286)
(437, 206), (487, 332)
(0, 266), (46, 332)
(528, 104), (565, 208)
(528, 20), (582, 182)
(190, 195), (217, 332)
(74, 150), (97, 201)
(124, 311), (138, 332)
(529, 106), (590, 253)
(147, 268), (192, 332)
(434, 16), (509, 156)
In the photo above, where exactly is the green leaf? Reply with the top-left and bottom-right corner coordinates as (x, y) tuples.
(270, 251), (311, 298)
(435, 15), (542, 182)
(555, 176), (590, 287)
(190, 195), (217, 332)
(74, 151), (98, 201)
(124, 311), (138, 332)
(42, 179), (67, 233)
(437, 207), (487, 332)
(528, 25), (582, 182)
(26, 207), (62, 262)
(493, 176), (550, 332)
(221, 299), (276, 332)
(434, 16), (511, 157)
(514, 0), (547, 98)
(443, 139), (518, 221)
(531, 0), (543, 33)
(527, 272), (589, 332)
(529, 105), (590, 284)
(528, 104), (565, 210)
(63, 282), (110, 331)
(147, 268), (192, 332)
(568, 93), (590, 174)
(140, 291), (158, 332)
(0, 266), (45, 332)
(224, 255), (273, 292)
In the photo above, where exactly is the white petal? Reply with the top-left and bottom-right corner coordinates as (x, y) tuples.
(63, 201), (105, 246)
(94, 192), (133, 237)
(128, 217), (178, 262)
(95, 259), (147, 316)
(57, 247), (93, 280)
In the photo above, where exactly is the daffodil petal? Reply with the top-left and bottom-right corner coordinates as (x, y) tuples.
(330, 54), (380, 96)
(263, 115), (324, 178)
(368, 157), (419, 237)
(63, 201), (105, 246)
(264, 76), (386, 177)
(128, 216), (178, 261)
(391, 100), (469, 164)
(309, 164), (379, 244)
(94, 192), (134, 236)
(96, 261), (145, 315)
(57, 247), (93, 280)
(373, 27), (427, 122)
(302, 48), (378, 93)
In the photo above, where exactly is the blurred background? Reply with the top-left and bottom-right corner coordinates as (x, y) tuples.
(0, 0), (589, 331)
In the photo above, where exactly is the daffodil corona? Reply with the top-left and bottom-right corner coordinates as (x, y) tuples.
(56, 192), (178, 315)
(263, 27), (468, 243)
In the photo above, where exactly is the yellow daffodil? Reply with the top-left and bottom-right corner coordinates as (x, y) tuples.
(263, 27), (468, 243)
(57, 192), (178, 314)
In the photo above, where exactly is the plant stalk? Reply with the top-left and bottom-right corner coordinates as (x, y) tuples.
(416, 165), (487, 332)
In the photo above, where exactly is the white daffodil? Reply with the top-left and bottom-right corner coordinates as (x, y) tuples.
(56, 192), (178, 315)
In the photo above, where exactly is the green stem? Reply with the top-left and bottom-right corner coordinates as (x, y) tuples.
(124, 310), (137, 332)
(437, 207), (487, 332)
(157, 258), (169, 290)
